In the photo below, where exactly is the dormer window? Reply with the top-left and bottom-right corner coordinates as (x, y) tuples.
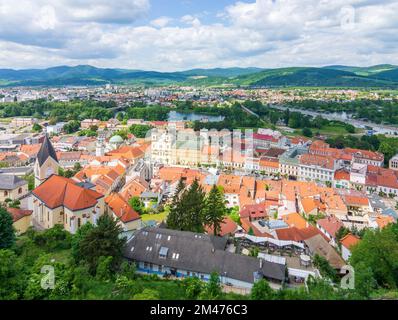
(159, 247), (168, 259)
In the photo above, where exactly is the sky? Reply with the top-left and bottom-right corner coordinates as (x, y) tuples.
(0, 0), (397, 71)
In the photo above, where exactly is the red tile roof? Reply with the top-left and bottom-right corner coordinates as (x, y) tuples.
(7, 208), (32, 222)
(33, 175), (103, 211)
(105, 193), (141, 223)
(276, 226), (325, 242)
(317, 216), (344, 239)
(340, 234), (360, 250)
(205, 216), (238, 236)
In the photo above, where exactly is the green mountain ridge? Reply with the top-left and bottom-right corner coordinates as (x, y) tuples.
(0, 64), (397, 88)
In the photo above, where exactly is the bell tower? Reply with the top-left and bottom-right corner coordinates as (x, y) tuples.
(34, 134), (60, 187)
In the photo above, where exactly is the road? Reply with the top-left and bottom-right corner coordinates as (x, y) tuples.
(268, 104), (398, 135)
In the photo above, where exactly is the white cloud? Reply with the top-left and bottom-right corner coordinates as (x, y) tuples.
(0, 0), (397, 70)
(150, 16), (172, 28)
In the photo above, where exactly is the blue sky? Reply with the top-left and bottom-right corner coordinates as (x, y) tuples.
(0, 0), (397, 70)
(146, 0), (232, 24)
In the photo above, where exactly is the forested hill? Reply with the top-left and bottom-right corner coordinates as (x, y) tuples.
(0, 64), (398, 87)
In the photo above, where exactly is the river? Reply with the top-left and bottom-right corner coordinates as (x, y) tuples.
(168, 111), (224, 122)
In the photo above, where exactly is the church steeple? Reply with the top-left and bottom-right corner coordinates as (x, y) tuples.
(37, 134), (58, 166)
(34, 134), (59, 187)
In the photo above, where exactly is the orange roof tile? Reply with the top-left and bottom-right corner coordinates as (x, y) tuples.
(205, 216), (238, 236)
(340, 234), (360, 249)
(282, 213), (308, 229)
(33, 175), (103, 211)
(105, 193), (140, 223)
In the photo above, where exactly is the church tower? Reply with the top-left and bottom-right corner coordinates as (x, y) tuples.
(96, 132), (105, 157)
(34, 134), (60, 187)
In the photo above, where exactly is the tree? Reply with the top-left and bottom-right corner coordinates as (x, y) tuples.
(345, 124), (355, 133)
(335, 226), (350, 248)
(199, 272), (222, 300)
(32, 123), (42, 132)
(0, 249), (26, 299)
(73, 215), (126, 274)
(0, 206), (15, 249)
(251, 279), (274, 300)
(378, 141), (396, 164)
(249, 247), (259, 257)
(132, 289), (160, 300)
(128, 196), (145, 215)
(167, 179), (186, 230)
(129, 124), (152, 138)
(302, 127), (313, 137)
(313, 254), (338, 282)
(203, 185), (226, 236)
(63, 120), (80, 134)
(96, 256), (114, 280)
(183, 277), (204, 299)
(167, 178), (206, 232)
(350, 225), (398, 289)
(73, 162), (82, 172)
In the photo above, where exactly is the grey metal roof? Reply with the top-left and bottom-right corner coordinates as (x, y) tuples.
(0, 174), (27, 190)
(37, 135), (58, 166)
(124, 227), (286, 283)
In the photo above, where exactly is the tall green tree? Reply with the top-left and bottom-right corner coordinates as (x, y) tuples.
(199, 272), (222, 300)
(0, 206), (15, 249)
(0, 249), (26, 299)
(167, 178), (186, 230)
(251, 279), (274, 300)
(73, 215), (126, 274)
(203, 185), (226, 236)
(167, 178), (206, 232)
(350, 225), (398, 289)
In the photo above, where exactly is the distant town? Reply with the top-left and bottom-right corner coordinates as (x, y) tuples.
(1, 83), (398, 300)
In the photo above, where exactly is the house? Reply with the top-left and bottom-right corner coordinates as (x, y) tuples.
(32, 175), (105, 233)
(304, 234), (345, 270)
(316, 216), (344, 247)
(120, 178), (148, 202)
(205, 216), (239, 237)
(0, 174), (28, 202)
(282, 213), (309, 229)
(105, 193), (142, 231)
(275, 226), (324, 243)
(81, 119), (101, 129)
(7, 208), (32, 235)
(340, 234), (360, 261)
(124, 227), (286, 290)
(140, 191), (161, 209)
(239, 203), (267, 222)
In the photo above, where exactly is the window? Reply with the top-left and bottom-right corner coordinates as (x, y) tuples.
(4, 191), (8, 196)
(18, 187), (23, 194)
(159, 247), (168, 259)
(78, 218), (81, 228)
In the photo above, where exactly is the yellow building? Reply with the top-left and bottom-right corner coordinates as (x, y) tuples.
(32, 175), (105, 233)
(0, 174), (28, 203)
(7, 208), (32, 235)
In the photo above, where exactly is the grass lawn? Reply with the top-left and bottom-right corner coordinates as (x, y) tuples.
(140, 210), (169, 222)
